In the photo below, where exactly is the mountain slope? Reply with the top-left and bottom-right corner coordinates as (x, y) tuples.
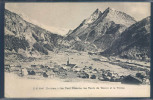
(5, 9), (63, 57)
(65, 8), (136, 51)
(101, 16), (150, 61)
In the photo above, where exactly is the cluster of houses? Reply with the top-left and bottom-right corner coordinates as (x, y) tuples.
(4, 58), (150, 85)
(5, 64), (56, 78)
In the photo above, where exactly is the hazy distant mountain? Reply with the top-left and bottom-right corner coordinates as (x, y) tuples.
(101, 16), (150, 61)
(65, 7), (136, 51)
(18, 12), (69, 36)
(5, 9), (63, 57)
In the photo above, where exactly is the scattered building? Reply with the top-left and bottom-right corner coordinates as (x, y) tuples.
(27, 70), (36, 75)
(78, 72), (89, 78)
(46, 70), (55, 78)
(90, 74), (96, 79)
(5, 65), (10, 72)
(9, 65), (21, 72)
(22, 68), (28, 75)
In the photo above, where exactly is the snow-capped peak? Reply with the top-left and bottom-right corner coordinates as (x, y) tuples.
(84, 8), (102, 24)
(102, 7), (136, 27)
(82, 7), (136, 27)
(19, 13), (69, 36)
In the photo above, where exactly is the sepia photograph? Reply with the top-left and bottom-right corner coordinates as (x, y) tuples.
(4, 2), (151, 98)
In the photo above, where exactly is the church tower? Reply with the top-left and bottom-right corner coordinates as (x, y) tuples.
(67, 57), (70, 65)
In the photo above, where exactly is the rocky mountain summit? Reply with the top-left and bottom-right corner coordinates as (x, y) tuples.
(64, 7), (137, 51)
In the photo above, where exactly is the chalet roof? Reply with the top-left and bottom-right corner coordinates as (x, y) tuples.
(66, 64), (76, 67)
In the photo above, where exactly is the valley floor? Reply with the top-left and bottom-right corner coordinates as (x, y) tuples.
(4, 50), (150, 97)
(5, 50), (150, 79)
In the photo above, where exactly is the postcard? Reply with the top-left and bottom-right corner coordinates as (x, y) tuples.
(4, 2), (151, 98)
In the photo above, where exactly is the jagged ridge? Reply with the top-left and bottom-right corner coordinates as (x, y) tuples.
(64, 7), (136, 51)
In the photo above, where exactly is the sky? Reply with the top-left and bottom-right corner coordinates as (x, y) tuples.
(5, 2), (150, 35)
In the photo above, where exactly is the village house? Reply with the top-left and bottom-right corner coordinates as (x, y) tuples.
(46, 70), (56, 78)
(5, 64), (10, 72)
(21, 68), (28, 75)
(78, 72), (89, 78)
(9, 65), (21, 72)
(72, 66), (82, 72)
(27, 70), (36, 75)
(61, 64), (71, 71)
(57, 67), (67, 74)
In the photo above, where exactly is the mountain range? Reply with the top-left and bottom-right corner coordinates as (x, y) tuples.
(5, 9), (63, 58)
(4, 8), (150, 61)
(65, 8), (136, 51)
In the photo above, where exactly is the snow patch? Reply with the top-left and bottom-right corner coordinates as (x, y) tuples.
(19, 13), (69, 36)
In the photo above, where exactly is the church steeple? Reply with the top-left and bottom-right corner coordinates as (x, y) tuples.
(67, 57), (70, 65)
